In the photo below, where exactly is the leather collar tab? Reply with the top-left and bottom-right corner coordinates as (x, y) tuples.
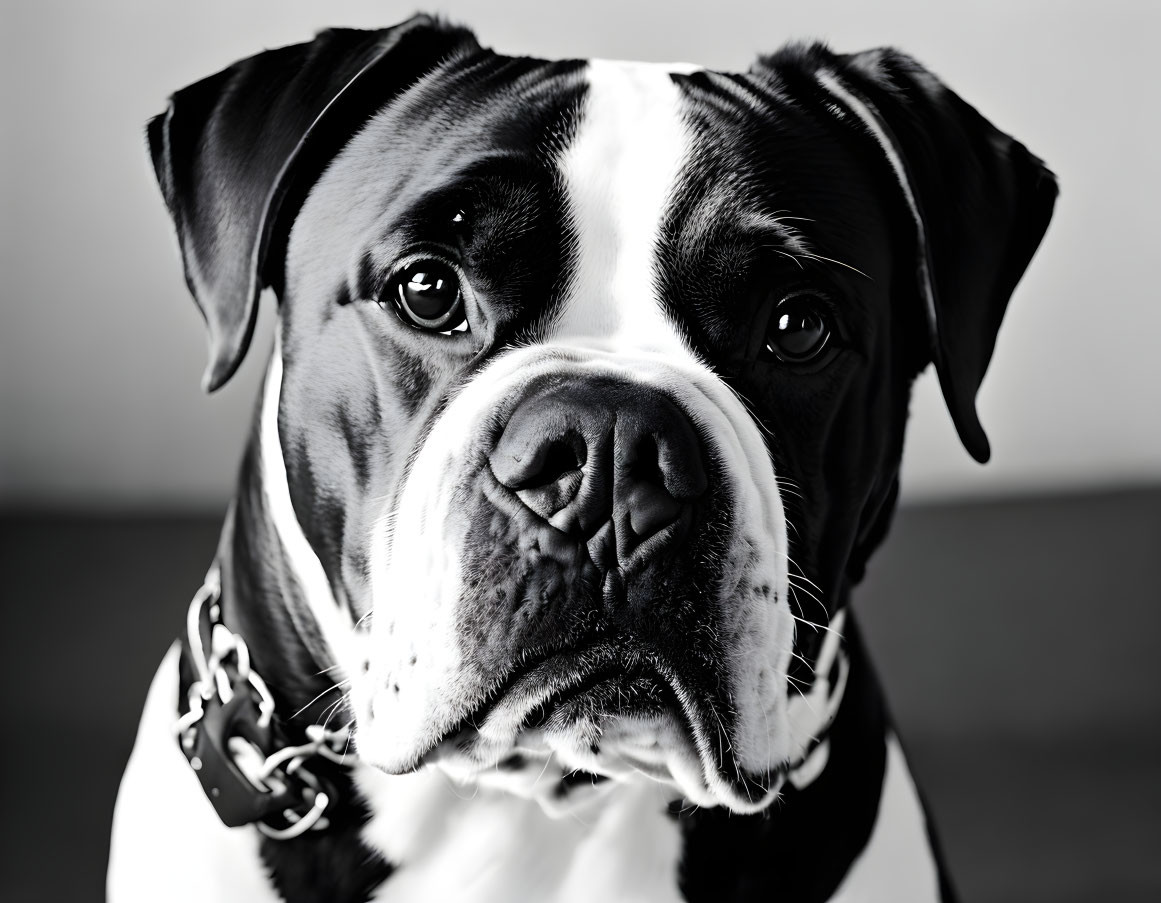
(175, 570), (355, 839)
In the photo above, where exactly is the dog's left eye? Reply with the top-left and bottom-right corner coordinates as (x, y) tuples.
(764, 293), (833, 364)
(381, 260), (468, 335)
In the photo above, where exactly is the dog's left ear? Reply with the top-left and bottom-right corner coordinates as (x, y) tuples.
(148, 16), (478, 391)
(818, 50), (1058, 462)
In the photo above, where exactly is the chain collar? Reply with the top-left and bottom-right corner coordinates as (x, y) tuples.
(176, 568), (355, 840)
(173, 569), (848, 830)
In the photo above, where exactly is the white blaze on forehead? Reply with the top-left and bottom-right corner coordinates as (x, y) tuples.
(555, 61), (696, 352)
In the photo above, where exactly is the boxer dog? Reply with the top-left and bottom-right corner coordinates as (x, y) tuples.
(109, 14), (1056, 902)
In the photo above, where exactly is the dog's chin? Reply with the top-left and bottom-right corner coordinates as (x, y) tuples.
(427, 717), (704, 818)
(361, 649), (788, 816)
(432, 720), (784, 818)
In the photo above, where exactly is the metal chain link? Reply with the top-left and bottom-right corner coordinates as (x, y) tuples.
(175, 567), (353, 840)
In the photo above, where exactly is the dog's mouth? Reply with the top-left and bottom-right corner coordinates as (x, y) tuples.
(415, 640), (785, 813)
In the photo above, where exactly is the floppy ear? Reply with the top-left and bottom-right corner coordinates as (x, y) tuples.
(816, 49), (1057, 462)
(147, 15), (478, 391)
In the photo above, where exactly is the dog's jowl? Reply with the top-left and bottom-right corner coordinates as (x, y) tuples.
(109, 15), (1056, 903)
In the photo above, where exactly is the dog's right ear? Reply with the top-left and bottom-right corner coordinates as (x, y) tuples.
(147, 15), (478, 391)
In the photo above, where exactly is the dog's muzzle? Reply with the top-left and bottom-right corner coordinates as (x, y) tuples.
(354, 349), (798, 813)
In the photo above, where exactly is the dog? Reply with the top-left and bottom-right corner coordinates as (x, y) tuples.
(108, 14), (1055, 902)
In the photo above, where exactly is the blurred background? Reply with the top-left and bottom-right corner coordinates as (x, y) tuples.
(1, 1), (1158, 901)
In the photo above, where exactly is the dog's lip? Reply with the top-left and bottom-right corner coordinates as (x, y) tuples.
(417, 639), (785, 811)
(417, 639), (629, 757)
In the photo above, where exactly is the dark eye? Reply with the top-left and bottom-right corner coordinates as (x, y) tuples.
(764, 294), (832, 364)
(383, 260), (467, 333)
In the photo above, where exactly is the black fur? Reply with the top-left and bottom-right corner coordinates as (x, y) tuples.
(147, 16), (481, 390)
(674, 617), (894, 902)
(760, 44), (1058, 462)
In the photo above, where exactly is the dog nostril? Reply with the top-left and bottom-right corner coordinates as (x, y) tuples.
(620, 436), (684, 539)
(522, 439), (584, 489)
(625, 484), (682, 539)
(626, 436), (664, 487)
(634, 428), (708, 503)
(496, 436), (588, 522)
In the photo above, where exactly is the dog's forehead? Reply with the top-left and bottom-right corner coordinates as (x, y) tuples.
(288, 50), (893, 316)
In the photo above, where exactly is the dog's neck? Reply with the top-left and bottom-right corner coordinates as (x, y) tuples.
(212, 347), (367, 727)
(213, 459), (334, 719)
(209, 482), (919, 901)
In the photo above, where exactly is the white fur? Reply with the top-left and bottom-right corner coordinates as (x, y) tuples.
(355, 383), (472, 772)
(552, 60), (694, 354)
(829, 734), (942, 902)
(357, 766), (683, 903)
(556, 62), (797, 789)
(107, 646), (280, 903)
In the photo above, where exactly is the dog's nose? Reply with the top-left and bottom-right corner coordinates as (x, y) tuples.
(490, 378), (707, 570)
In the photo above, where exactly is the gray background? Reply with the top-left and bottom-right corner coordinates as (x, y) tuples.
(1, 2), (1159, 902)
(3, 0), (1160, 508)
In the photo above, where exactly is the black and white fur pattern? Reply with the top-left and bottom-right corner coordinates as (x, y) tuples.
(109, 16), (1055, 902)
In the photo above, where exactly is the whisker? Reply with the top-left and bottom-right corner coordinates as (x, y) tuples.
(787, 650), (816, 671)
(339, 718), (356, 763)
(789, 612), (843, 638)
(786, 568), (823, 594)
(319, 696), (349, 732)
(774, 249), (805, 270)
(787, 579), (827, 611)
(796, 251), (871, 280)
(292, 679), (350, 720)
(353, 611), (374, 632)
(530, 751), (557, 792)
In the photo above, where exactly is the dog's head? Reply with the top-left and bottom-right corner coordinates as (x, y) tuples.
(149, 16), (1055, 812)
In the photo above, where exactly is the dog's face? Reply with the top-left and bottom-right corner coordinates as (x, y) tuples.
(282, 56), (906, 811)
(150, 17), (1055, 813)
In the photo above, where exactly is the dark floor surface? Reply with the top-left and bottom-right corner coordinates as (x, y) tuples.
(2, 488), (1159, 902)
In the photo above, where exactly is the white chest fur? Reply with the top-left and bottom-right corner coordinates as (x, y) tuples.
(110, 650), (683, 903)
(360, 766), (684, 903)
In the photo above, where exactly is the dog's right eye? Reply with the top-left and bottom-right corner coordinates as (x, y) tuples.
(380, 260), (468, 335)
